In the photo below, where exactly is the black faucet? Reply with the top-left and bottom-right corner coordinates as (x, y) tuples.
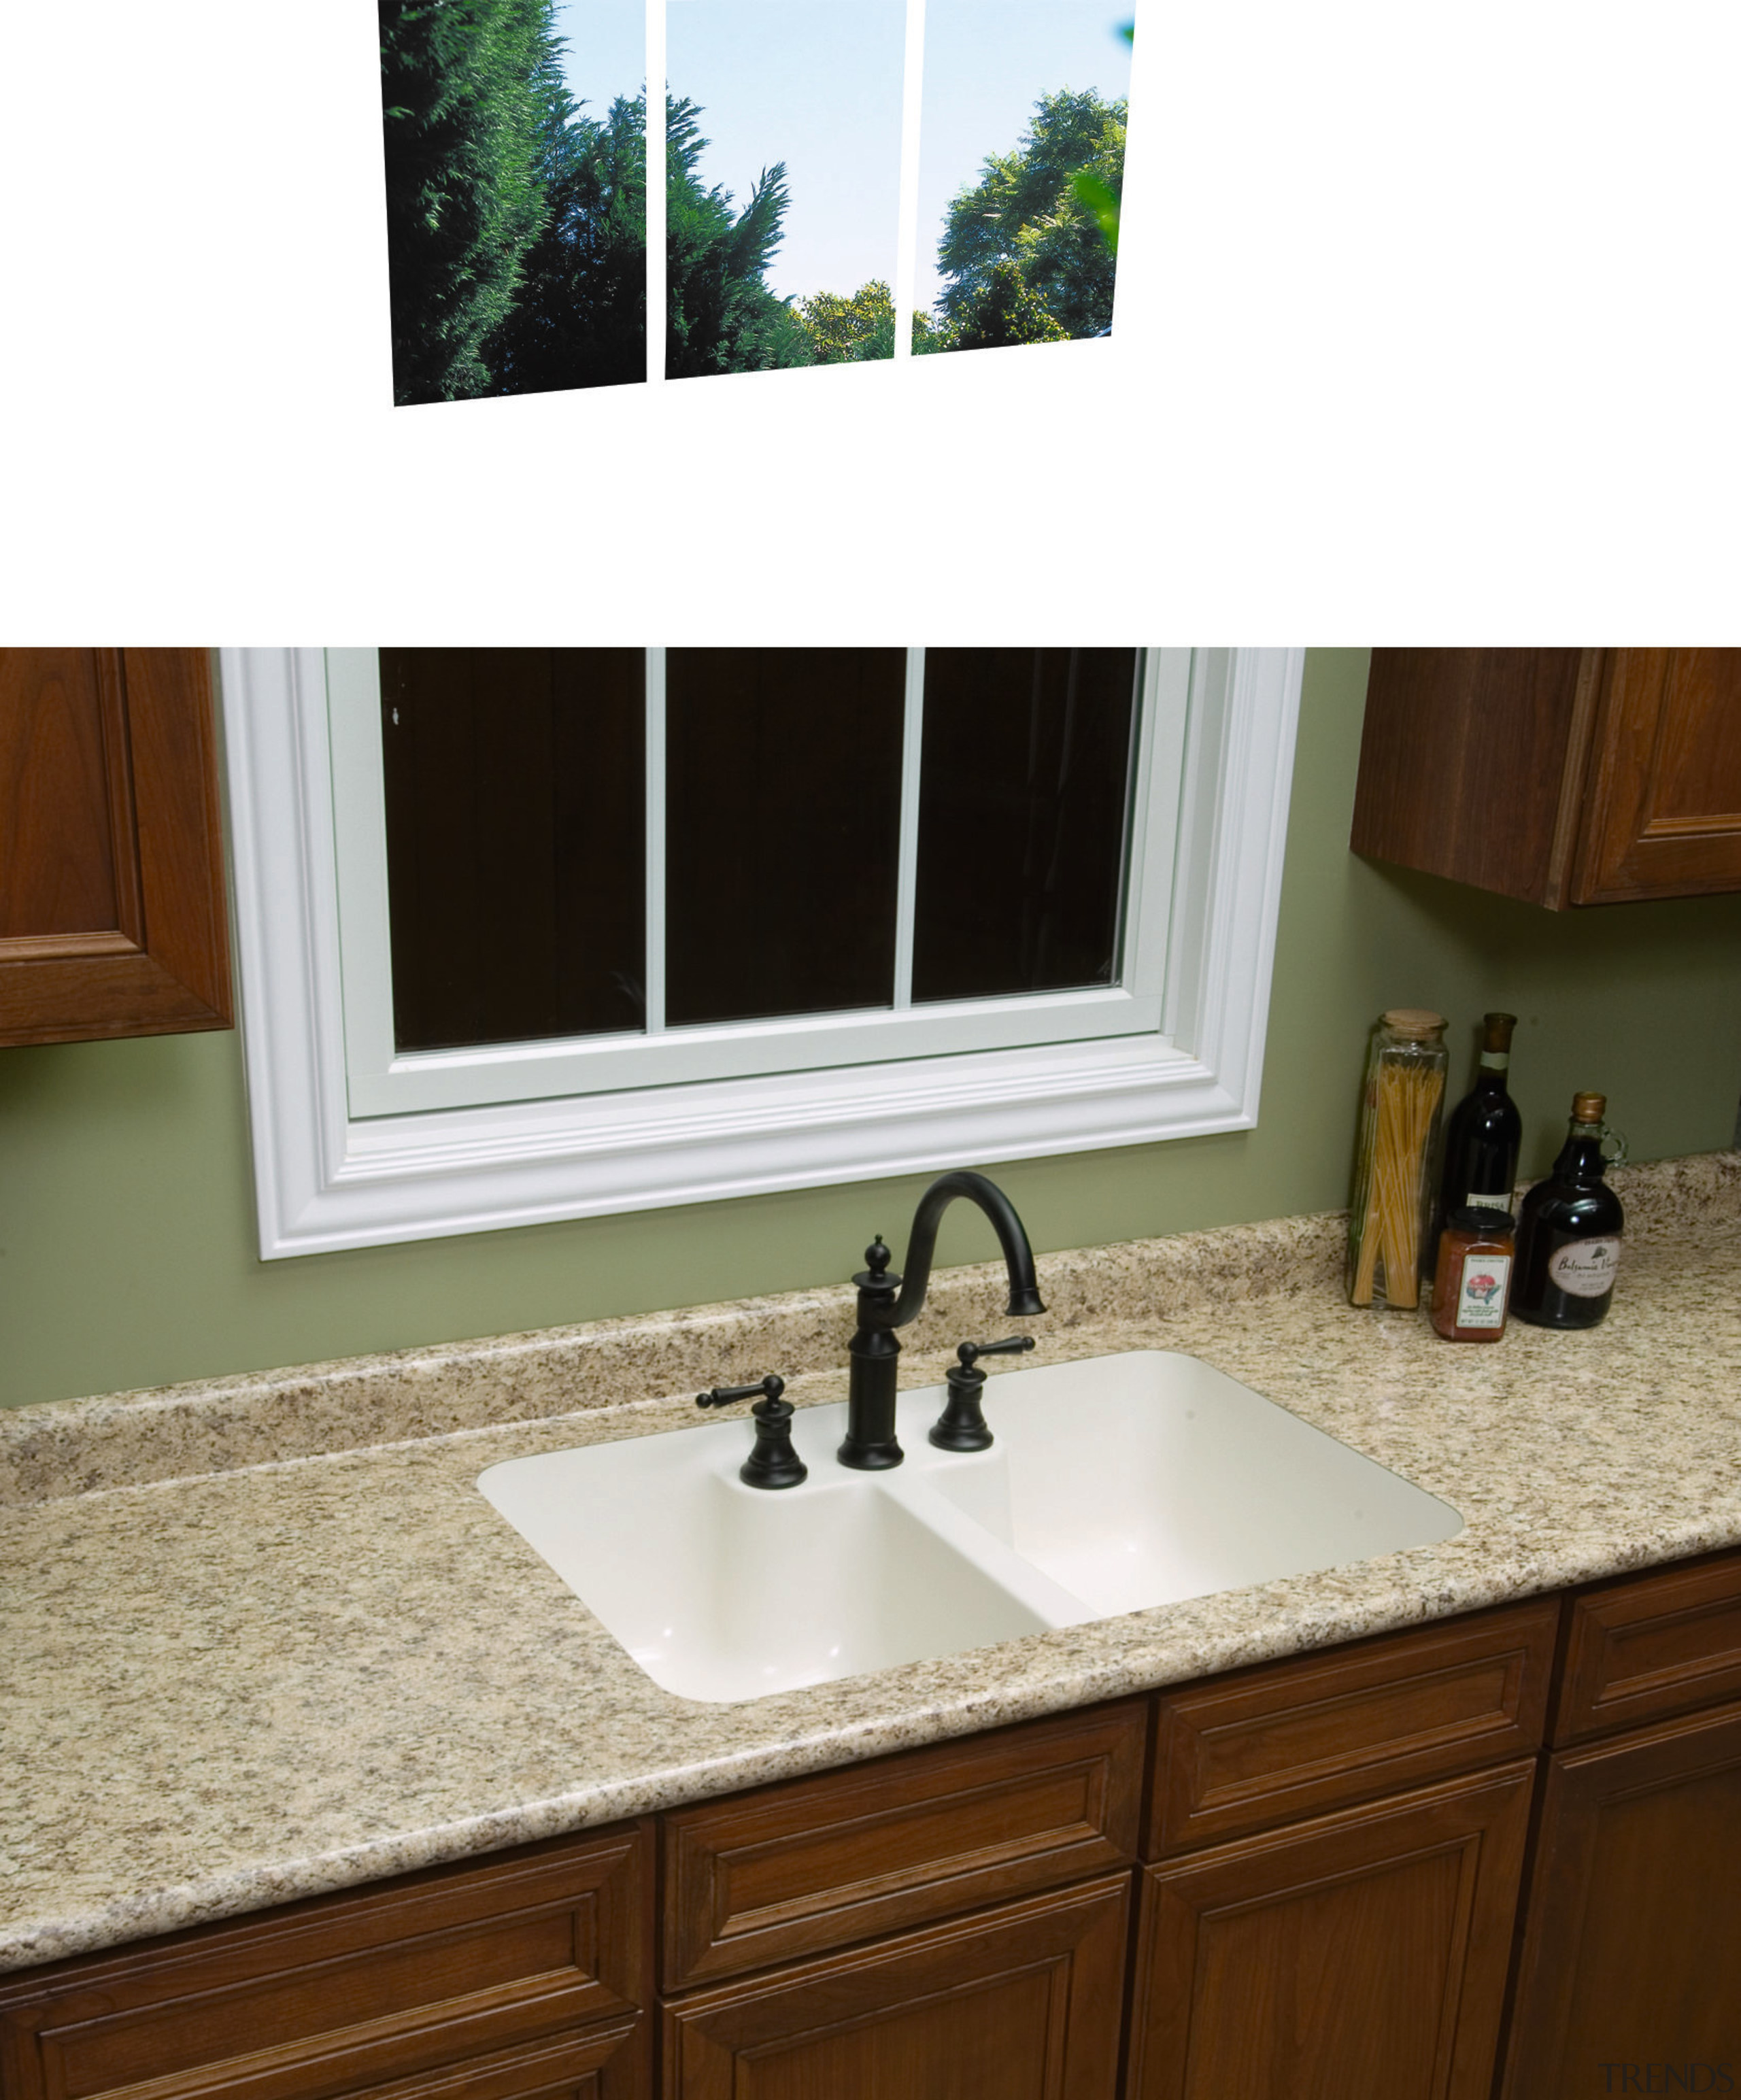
(839, 1170), (1046, 1470)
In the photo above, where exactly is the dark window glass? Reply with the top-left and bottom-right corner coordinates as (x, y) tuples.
(912, 649), (1138, 1004)
(664, 649), (906, 1026)
(380, 648), (645, 1052)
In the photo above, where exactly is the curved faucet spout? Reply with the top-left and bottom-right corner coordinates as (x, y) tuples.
(873, 1170), (1047, 1332)
(839, 1170), (1046, 1471)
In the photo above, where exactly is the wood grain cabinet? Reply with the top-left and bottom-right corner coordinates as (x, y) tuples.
(663, 1876), (1130, 2100)
(658, 1702), (1146, 2100)
(0, 647), (231, 1046)
(661, 1700), (1146, 1990)
(1500, 1552), (1741, 2098)
(1127, 1602), (1555, 2100)
(0, 1823), (654, 2100)
(1351, 647), (1741, 907)
(18, 1563), (1741, 2100)
(1129, 1763), (1534, 2100)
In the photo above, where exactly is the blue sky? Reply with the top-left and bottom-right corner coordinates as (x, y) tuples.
(552, 0), (644, 118)
(669, 1), (905, 303)
(552, 0), (1133, 310)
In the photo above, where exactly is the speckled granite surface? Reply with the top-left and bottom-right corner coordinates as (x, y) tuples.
(3, 1151), (1738, 1976)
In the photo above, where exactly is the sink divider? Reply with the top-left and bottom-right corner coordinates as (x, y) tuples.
(875, 1472), (1100, 1633)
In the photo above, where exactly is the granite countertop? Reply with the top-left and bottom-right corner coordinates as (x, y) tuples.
(4, 1151), (1739, 1976)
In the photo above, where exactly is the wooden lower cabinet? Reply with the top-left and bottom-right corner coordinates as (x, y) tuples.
(661, 1876), (1130, 2100)
(1126, 1762), (1536, 2100)
(19, 1567), (1741, 2100)
(0, 1825), (653, 2100)
(661, 1700), (1145, 1990)
(1500, 1699), (1741, 2099)
(352, 2022), (647, 2100)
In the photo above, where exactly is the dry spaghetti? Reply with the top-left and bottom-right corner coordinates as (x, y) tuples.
(1347, 1010), (1449, 1310)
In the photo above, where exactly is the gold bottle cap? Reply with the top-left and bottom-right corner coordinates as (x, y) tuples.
(1382, 1008), (1447, 1039)
(1572, 1091), (1606, 1123)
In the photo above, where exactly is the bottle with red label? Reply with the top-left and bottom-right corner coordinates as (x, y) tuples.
(1512, 1092), (1627, 1329)
(1431, 1207), (1515, 1342)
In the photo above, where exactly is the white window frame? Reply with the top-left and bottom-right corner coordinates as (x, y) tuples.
(329, 647), (1174, 1115)
(222, 647), (1302, 1258)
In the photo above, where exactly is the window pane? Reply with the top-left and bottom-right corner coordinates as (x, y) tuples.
(665, 649), (905, 1024)
(912, 648), (1138, 1003)
(381, 649), (645, 1051)
(379, 0), (646, 405)
(667, 0), (907, 377)
(913, 1), (1131, 356)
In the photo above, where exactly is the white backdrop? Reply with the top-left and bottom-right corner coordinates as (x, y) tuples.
(1, 0), (1737, 642)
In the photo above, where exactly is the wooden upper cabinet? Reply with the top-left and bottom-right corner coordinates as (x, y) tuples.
(1351, 647), (1741, 907)
(0, 648), (231, 1046)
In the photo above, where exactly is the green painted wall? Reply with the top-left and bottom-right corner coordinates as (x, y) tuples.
(3, 648), (1738, 1410)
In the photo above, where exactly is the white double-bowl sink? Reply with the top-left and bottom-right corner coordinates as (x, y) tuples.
(479, 1351), (1461, 1704)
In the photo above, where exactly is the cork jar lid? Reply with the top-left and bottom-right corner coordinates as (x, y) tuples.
(1382, 1008), (1447, 1039)
(1572, 1091), (1607, 1122)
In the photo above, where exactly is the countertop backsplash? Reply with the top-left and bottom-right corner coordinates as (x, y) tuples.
(7, 1152), (1734, 1510)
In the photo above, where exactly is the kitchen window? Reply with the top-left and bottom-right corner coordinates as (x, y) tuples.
(222, 647), (1300, 1255)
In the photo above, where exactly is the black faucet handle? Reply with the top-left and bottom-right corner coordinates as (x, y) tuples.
(696, 1376), (806, 1488)
(696, 1374), (786, 1408)
(930, 1336), (1035, 1453)
(955, 1334), (1037, 1375)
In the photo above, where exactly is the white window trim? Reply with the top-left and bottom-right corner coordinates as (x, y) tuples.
(329, 647), (1177, 1113)
(221, 647), (1303, 1258)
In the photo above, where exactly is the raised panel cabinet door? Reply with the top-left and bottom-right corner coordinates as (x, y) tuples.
(0, 1824), (652, 2100)
(1500, 1699), (1741, 2100)
(1351, 649), (1598, 906)
(1572, 648), (1741, 902)
(1149, 1597), (1557, 1857)
(1553, 1548), (1741, 1746)
(0, 647), (231, 1045)
(661, 1874), (1129, 2100)
(663, 1698), (1145, 1988)
(335, 2021), (649, 2100)
(1127, 1761), (1535, 2100)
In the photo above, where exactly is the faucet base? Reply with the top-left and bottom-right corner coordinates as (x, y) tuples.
(836, 1434), (903, 1471)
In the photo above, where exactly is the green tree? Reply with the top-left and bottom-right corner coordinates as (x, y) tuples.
(797, 281), (895, 364)
(951, 258), (1070, 350)
(378, 0), (559, 405)
(488, 88), (647, 396)
(931, 87), (1126, 351)
(666, 100), (811, 377)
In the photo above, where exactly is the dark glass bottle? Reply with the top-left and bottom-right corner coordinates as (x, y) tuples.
(1512, 1092), (1625, 1329)
(1430, 1013), (1521, 1273)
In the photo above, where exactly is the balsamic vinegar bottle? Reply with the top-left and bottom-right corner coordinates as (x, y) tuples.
(1428, 1013), (1522, 1274)
(1512, 1092), (1625, 1329)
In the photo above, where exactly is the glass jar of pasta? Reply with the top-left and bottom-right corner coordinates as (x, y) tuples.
(1347, 1009), (1449, 1310)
